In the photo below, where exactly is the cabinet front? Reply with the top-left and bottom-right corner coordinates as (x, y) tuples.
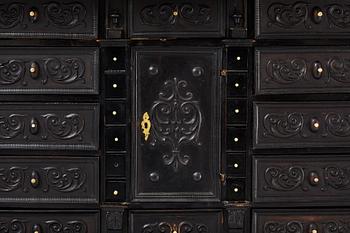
(132, 47), (221, 202)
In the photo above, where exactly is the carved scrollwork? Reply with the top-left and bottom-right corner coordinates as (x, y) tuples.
(148, 77), (202, 172)
(327, 4), (350, 29)
(140, 3), (212, 26)
(42, 113), (85, 140)
(44, 167), (86, 193)
(44, 2), (87, 29)
(46, 220), (87, 233)
(264, 166), (305, 191)
(328, 58), (350, 83)
(0, 60), (25, 85)
(142, 222), (172, 233)
(263, 113), (304, 138)
(324, 166), (350, 190)
(0, 167), (26, 192)
(142, 222), (207, 233)
(0, 219), (26, 233)
(0, 3), (24, 29)
(267, 2), (309, 28)
(325, 113), (350, 137)
(0, 114), (25, 139)
(264, 221), (304, 233)
(266, 59), (307, 84)
(44, 58), (85, 84)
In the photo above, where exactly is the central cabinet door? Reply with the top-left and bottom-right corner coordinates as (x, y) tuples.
(132, 47), (221, 202)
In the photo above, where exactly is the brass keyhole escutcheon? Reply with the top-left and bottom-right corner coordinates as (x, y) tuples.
(141, 112), (151, 141)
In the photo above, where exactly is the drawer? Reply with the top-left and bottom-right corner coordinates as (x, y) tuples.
(254, 102), (350, 149)
(102, 47), (126, 71)
(0, 156), (98, 204)
(105, 127), (127, 152)
(227, 178), (246, 201)
(227, 127), (247, 151)
(0, 103), (99, 151)
(227, 100), (247, 125)
(253, 209), (350, 233)
(256, 47), (350, 95)
(106, 154), (126, 177)
(227, 73), (248, 97)
(129, 0), (224, 38)
(0, 210), (99, 232)
(256, 0), (350, 38)
(0, 47), (98, 94)
(253, 155), (350, 205)
(105, 180), (126, 202)
(0, 1), (97, 39)
(228, 48), (249, 70)
(227, 154), (246, 176)
(105, 102), (127, 125)
(105, 75), (127, 99)
(130, 210), (222, 233)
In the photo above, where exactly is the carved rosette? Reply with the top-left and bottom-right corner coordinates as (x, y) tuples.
(148, 77), (202, 172)
(140, 3), (213, 26)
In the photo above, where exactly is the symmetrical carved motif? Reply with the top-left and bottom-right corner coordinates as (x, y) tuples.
(267, 2), (350, 29)
(0, 166), (86, 193)
(264, 166), (304, 191)
(0, 3), (25, 29)
(140, 3), (213, 26)
(265, 59), (307, 84)
(227, 209), (245, 229)
(0, 58), (86, 86)
(106, 210), (123, 230)
(264, 221), (303, 233)
(142, 221), (208, 233)
(44, 2), (87, 29)
(0, 113), (85, 141)
(46, 220), (87, 233)
(148, 77), (202, 172)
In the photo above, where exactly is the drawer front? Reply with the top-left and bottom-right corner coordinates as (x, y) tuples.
(0, 156), (98, 204)
(254, 102), (350, 149)
(256, 47), (350, 95)
(256, 0), (350, 38)
(0, 47), (98, 94)
(0, 1), (97, 39)
(254, 155), (350, 204)
(0, 210), (99, 233)
(130, 210), (222, 233)
(0, 103), (99, 151)
(253, 209), (350, 233)
(130, 0), (224, 38)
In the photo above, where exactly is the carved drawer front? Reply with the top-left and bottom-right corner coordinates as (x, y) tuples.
(0, 47), (98, 94)
(253, 209), (350, 233)
(254, 102), (350, 149)
(0, 210), (99, 233)
(130, 0), (224, 38)
(0, 156), (98, 204)
(130, 210), (222, 233)
(256, 47), (350, 95)
(0, 103), (99, 151)
(256, 0), (350, 38)
(253, 155), (350, 205)
(0, 0), (97, 39)
(132, 47), (221, 202)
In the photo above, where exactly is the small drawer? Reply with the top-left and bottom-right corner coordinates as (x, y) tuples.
(105, 102), (127, 125)
(227, 100), (247, 125)
(226, 178), (246, 201)
(102, 47), (126, 71)
(228, 48), (249, 70)
(227, 128), (247, 151)
(253, 209), (350, 233)
(130, 210), (222, 233)
(105, 180), (126, 202)
(0, 210), (99, 232)
(105, 127), (127, 152)
(105, 75), (127, 99)
(227, 154), (246, 176)
(227, 73), (248, 97)
(106, 154), (126, 177)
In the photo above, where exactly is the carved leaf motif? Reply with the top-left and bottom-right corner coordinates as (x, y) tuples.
(264, 167), (305, 191)
(328, 58), (350, 83)
(266, 59), (307, 84)
(44, 58), (85, 84)
(46, 220), (87, 233)
(0, 60), (25, 85)
(327, 4), (350, 29)
(149, 77), (202, 172)
(263, 113), (304, 138)
(44, 167), (86, 193)
(324, 166), (350, 190)
(0, 114), (25, 139)
(264, 221), (303, 233)
(42, 113), (85, 140)
(0, 3), (24, 29)
(0, 219), (26, 233)
(0, 167), (26, 192)
(325, 113), (350, 137)
(140, 3), (212, 26)
(44, 2), (87, 29)
(267, 2), (309, 28)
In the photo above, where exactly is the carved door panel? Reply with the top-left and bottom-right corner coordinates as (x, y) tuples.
(132, 47), (221, 202)
(130, 0), (224, 38)
(256, 0), (350, 38)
